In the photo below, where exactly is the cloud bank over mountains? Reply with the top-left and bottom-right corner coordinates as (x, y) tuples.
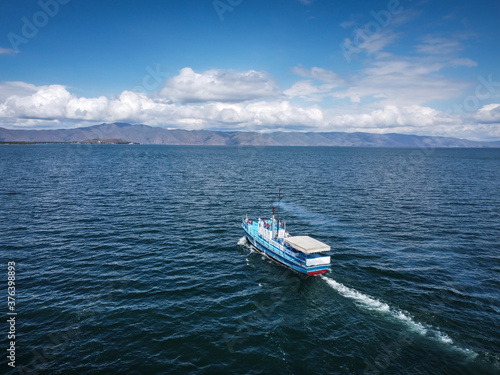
(1, 60), (499, 140)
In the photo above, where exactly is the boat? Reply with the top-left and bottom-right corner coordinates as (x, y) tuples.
(242, 187), (331, 276)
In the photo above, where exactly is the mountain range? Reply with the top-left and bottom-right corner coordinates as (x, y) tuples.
(1, 123), (500, 147)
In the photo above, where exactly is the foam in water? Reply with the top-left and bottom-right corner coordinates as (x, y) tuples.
(323, 276), (391, 313)
(321, 275), (476, 357)
(237, 236), (248, 246)
(436, 331), (453, 344)
(320, 276), (426, 331)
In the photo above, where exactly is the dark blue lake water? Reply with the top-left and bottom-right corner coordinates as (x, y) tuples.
(1, 145), (499, 374)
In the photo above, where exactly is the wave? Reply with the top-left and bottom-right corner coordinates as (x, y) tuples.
(321, 276), (477, 358)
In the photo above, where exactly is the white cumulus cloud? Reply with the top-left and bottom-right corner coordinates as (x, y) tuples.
(474, 103), (500, 124)
(330, 105), (454, 129)
(0, 81), (324, 131)
(0, 84), (71, 119)
(159, 67), (279, 103)
(1, 76), (499, 140)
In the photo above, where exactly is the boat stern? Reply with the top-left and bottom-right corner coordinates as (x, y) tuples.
(307, 268), (329, 276)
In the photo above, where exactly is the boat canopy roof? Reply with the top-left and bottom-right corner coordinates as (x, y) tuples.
(284, 236), (330, 254)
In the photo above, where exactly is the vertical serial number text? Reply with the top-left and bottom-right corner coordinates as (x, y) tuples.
(7, 261), (16, 368)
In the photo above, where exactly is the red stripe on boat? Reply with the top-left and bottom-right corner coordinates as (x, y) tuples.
(307, 269), (328, 276)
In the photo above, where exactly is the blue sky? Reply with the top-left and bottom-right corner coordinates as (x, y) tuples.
(1, 0), (500, 140)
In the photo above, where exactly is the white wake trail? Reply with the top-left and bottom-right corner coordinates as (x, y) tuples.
(321, 275), (477, 357)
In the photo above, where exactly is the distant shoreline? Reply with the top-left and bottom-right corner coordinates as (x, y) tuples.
(0, 141), (70, 145)
(0, 139), (139, 145)
(1, 123), (500, 147)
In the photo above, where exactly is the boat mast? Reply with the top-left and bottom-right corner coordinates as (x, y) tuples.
(275, 185), (284, 237)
